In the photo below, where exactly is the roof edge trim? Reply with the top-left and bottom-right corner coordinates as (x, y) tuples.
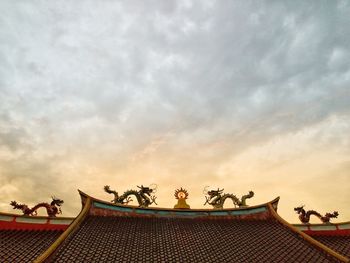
(294, 222), (350, 236)
(293, 221), (350, 228)
(0, 211), (73, 230)
(267, 203), (349, 262)
(0, 211), (74, 220)
(34, 193), (92, 263)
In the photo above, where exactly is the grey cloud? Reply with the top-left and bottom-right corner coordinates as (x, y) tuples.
(0, 1), (349, 216)
(0, 128), (28, 151)
(1, 1), (349, 143)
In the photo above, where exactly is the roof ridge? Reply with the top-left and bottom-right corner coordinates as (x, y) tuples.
(267, 203), (350, 262)
(80, 188), (280, 213)
(81, 189), (280, 219)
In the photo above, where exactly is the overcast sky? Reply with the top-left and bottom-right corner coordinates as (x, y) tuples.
(0, 1), (349, 222)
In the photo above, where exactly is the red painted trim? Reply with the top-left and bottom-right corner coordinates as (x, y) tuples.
(0, 220), (69, 231)
(303, 229), (350, 236)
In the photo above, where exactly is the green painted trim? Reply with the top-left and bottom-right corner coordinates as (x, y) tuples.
(0, 214), (13, 222)
(209, 211), (230, 216)
(94, 201), (133, 212)
(16, 217), (47, 224)
(309, 225), (337, 231)
(49, 219), (73, 225)
(294, 225), (309, 231)
(230, 207), (266, 215)
(135, 209), (157, 215)
(338, 223), (350, 230)
(173, 211), (200, 216)
(156, 210), (172, 216)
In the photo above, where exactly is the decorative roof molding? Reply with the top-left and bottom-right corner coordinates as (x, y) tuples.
(0, 211), (73, 231)
(81, 189), (280, 219)
(294, 221), (350, 236)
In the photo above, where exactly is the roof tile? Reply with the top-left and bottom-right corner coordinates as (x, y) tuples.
(313, 236), (350, 259)
(0, 229), (62, 262)
(52, 216), (339, 262)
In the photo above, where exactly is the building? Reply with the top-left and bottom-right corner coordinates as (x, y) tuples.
(0, 190), (349, 262)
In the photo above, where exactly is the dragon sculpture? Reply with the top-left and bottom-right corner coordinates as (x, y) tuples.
(10, 197), (64, 217)
(203, 187), (254, 209)
(104, 184), (158, 208)
(294, 206), (339, 224)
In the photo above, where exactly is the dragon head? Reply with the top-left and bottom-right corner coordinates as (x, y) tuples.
(207, 188), (224, 198)
(137, 185), (153, 196)
(149, 184), (158, 194)
(294, 205), (304, 214)
(51, 196), (64, 207)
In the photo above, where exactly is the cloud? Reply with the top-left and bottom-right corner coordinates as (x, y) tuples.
(0, 1), (349, 221)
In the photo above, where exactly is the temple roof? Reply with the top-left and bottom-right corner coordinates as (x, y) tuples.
(1, 191), (349, 262)
(33, 191), (348, 262)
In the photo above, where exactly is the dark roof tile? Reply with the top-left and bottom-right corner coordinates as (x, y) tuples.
(0, 229), (62, 262)
(52, 216), (339, 262)
(313, 236), (350, 259)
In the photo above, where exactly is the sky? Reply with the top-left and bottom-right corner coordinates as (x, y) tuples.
(0, 1), (349, 223)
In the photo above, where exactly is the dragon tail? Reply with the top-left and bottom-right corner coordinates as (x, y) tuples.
(120, 190), (140, 205)
(222, 194), (240, 208)
(104, 185), (117, 195)
(31, 202), (49, 212)
(306, 210), (322, 219)
(104, 185), (119, 203)
(241, 191), (254, 206)
(10, 201), (33, 215)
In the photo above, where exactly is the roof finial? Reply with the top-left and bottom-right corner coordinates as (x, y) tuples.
(174, 187), (190, 209)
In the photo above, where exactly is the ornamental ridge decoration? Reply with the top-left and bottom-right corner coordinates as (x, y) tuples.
(174, 187), (190, 209)
(10, 196), (64, 217)
(174, 187), (189, 200)
(294, 205), (339, 224)
(203, 187), (254, 209)
(104, 184), (158, 208)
